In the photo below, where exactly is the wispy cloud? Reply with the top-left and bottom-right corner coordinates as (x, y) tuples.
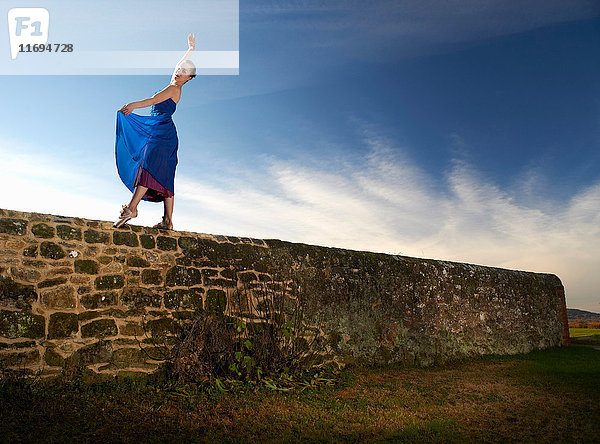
(1, 127), (598, 312)
(176, 119), (600, 312)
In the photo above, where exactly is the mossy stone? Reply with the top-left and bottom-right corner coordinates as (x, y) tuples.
(109, 347), (152, 368)
(47, 312), (78, 339)
(140, 234), (155, 249)
(74, 259), (99, 274)
(178, 236), (198, 249)
(44, 348), (65, 367)
(0, 350), (40, 366)
(126, 256), (150, 268)
(205, 289), (227, 314)
(98, 256), (112, 265)
(0, 275), (37, 310)
(164, 288), (204, 310)
(156, 236), (177, 251)
(37, 277), (68, 289)
(80, 291), (118, 309)
(220, 268), (237, 280)
(84, 229), (110, 244)
(141, 269), (162, 285)
(120, 287), (161, 308)
(165, 266), (202, 287)
(0, 310), (45, 338)
(41, 285), (76, 309)
(0, 218), (27, 236)
(81, 319), (118, 338)
(22, 245), (38, 257)
(56, 225), (82, 241)
(94, 275), (125, 290)
(39, 241), (66, 260)
(146, 317), (178, 337)
(31, 223), (54, 238)
(113, 231), (139, 247)
(68, 340), (113, 367)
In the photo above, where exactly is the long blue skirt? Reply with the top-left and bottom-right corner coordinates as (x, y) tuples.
(114, 99), (178, 202)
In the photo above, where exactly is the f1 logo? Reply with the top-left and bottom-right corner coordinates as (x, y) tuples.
(7, 8), (49, 60)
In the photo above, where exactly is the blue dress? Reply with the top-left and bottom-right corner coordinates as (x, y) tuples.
(115, 90), (178, 202)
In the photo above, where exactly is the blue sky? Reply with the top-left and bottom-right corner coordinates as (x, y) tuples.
(1, 1), (599, 312)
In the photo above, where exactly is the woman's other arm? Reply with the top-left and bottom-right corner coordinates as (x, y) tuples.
(118, 87), (176, 115)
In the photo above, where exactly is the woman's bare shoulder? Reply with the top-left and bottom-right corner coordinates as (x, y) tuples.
(154, 85), (180, 103)
(166, 85), (181, 104)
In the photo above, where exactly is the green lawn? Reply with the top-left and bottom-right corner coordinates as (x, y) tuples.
(569, 327), (600, 338)
(1, 344), (599, 442)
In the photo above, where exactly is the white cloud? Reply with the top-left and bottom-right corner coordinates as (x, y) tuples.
(1, 130), (598, 313)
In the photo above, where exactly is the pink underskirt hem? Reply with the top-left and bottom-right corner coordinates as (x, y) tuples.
(133, 165), (174, 202)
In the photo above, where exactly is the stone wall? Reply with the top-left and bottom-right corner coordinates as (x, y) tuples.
(0, 208), (570, 379)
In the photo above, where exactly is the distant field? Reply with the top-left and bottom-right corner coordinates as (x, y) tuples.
(1, 344), (598, 442)
(569, 328), (600, 338)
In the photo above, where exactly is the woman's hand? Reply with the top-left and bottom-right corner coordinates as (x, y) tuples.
(119, 103), (136, 115)
(188, 33), (195, 50)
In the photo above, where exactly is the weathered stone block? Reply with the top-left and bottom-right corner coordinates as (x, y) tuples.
(41, 285), (76, 309)
(113, 231), (139, 247)
(156, 236), (177, 251)
(43, 348), (65, 367)
(201, 268), (219, 278)
(31, 223), (54, 238)
(48, 312), (78, 339)
(238, 271), (257, 283)
(0, 350), (40, 366)
(206, 289), (227, 314)
(165, 266), (202, 287)
(146, 317), (178, 337)
(126, 256), (150, 268)
(164, 288), (204, 310)
(84, 229), (110, 244)
(80, 291), (118, 309)
(77, 285), (92, 295)
(81, 319), (118, 338)
(40, 241), (66, 260)
(0, 275), (37, 310)
(0, 218), (27, 236)
(0, 310), (45, 338)
(141, 269), (162, 285)
(38, 276), (68, 289)
(22, 245), (38, 257)
(178, 236), (198, 250)
(56, 225), (82, 241)
(97, 256), (112, 265)
(220, 268), (237, 280)
(140, 234), (155, 249)
(0, 340), (36, 349)
(105, 347), (154, 369)
(94, 275), (125, 290)
(68, 340), (113, 366)
(74, 259), (99, 274)
(206, 277), (237, 288)
(119, 321), (144, 336)
(120, 287), (161, 308)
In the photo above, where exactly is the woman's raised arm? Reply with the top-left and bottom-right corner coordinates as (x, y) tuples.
(175, 33), (195, 69)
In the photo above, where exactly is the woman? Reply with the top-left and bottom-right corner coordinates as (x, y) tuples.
(113, 33), (196, 230)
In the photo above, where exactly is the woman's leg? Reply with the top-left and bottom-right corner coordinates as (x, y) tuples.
(164, 196), (174, 226)
(127, 185), (148, 213)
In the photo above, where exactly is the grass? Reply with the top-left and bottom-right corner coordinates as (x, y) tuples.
(1, 341), (598, 442)
(569, 327), (600, 338)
